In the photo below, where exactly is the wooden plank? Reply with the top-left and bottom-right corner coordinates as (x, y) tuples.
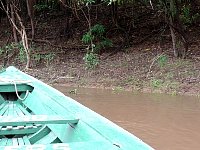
(0, 126), (42, 135)
(11, 102), (15, 116)
(0, 84), (33, 92)
(0, 141), (120, 150)
(13, 103), (19, 117)
(0, 103), (8, 115)
(22, 136), (31, 145)
(0, 103), (42, 136)
(23, 91), (112, 143)
(17, 138), (24, 146)
(29, 126), (51, 144)
(0, 104), (4, 131)
(6, 139), (12, 146)
(7, 102), (15, 116)
(0, 138), (8, 146)
(0, 94), (5, 104)
(6, 126), (13, 130)
(0, 102), (8, 111)
(0, 115), (79, 126)
(15, 105), (26, 116)
(3, 104), (9, 116)
(15, 103), (32, 115)
(35, 131), (58, 144)
(12, 138), (18, 146)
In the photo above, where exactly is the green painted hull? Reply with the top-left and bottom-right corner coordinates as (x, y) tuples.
(0, 66), (154, 150)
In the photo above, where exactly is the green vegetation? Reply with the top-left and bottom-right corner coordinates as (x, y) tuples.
(180, 4), (200, 27)
(0, 0), (200, 95)
(32, 53), (55, 66)
(150, 79), (163, 89)
(34, 0), (58, 11)
(34, 3), (49, 11)
(17, 42), (27, 63)
(82, 24), (112, 69)
(83, 52), (99, 69)
(0, 42), (55, 67)
(0, 42), (27, 63)
(1, 0), (199, 67)
(43, 53), (56, 66)
(157, 54), (168, 68)
(82, 24), (112, 53)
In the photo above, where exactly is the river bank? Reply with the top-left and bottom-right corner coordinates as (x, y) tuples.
(25, 44), (200, 97)
(1, 8), (200, 97)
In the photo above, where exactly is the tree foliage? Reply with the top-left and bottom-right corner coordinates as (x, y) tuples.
(0, 0), (200, 68)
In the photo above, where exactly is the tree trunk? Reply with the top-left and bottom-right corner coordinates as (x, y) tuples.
(169, 24), (178, 57)
(26, 0), (36, 40)
(167, 0), (189, 58)
(10, 3), (18, 42)
(22, 30), (30, 69)
(111, 1), (118, 26)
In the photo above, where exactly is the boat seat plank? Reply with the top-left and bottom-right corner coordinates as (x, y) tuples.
(0, 115), (79, 126)
(0, 83), (33, 93)
(0, 103), (41, 135)
(6, 126), (13, 130)
(0, 141), (119, 150)
(0, 125), (42, 135)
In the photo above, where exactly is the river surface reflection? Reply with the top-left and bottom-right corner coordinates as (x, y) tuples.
(54, 85), (200, 150)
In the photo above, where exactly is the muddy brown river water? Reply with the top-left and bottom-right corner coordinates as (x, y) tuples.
(54, 85), (200, 150)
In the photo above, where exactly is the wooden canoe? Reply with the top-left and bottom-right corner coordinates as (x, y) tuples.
(0, 66), (154, 150)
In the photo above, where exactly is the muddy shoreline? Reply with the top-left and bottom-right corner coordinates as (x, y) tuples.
(25, 48), (200, 97)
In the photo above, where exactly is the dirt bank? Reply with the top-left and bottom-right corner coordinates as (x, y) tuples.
(0, 9), (200, 96)
(25, 42), (200, 96)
